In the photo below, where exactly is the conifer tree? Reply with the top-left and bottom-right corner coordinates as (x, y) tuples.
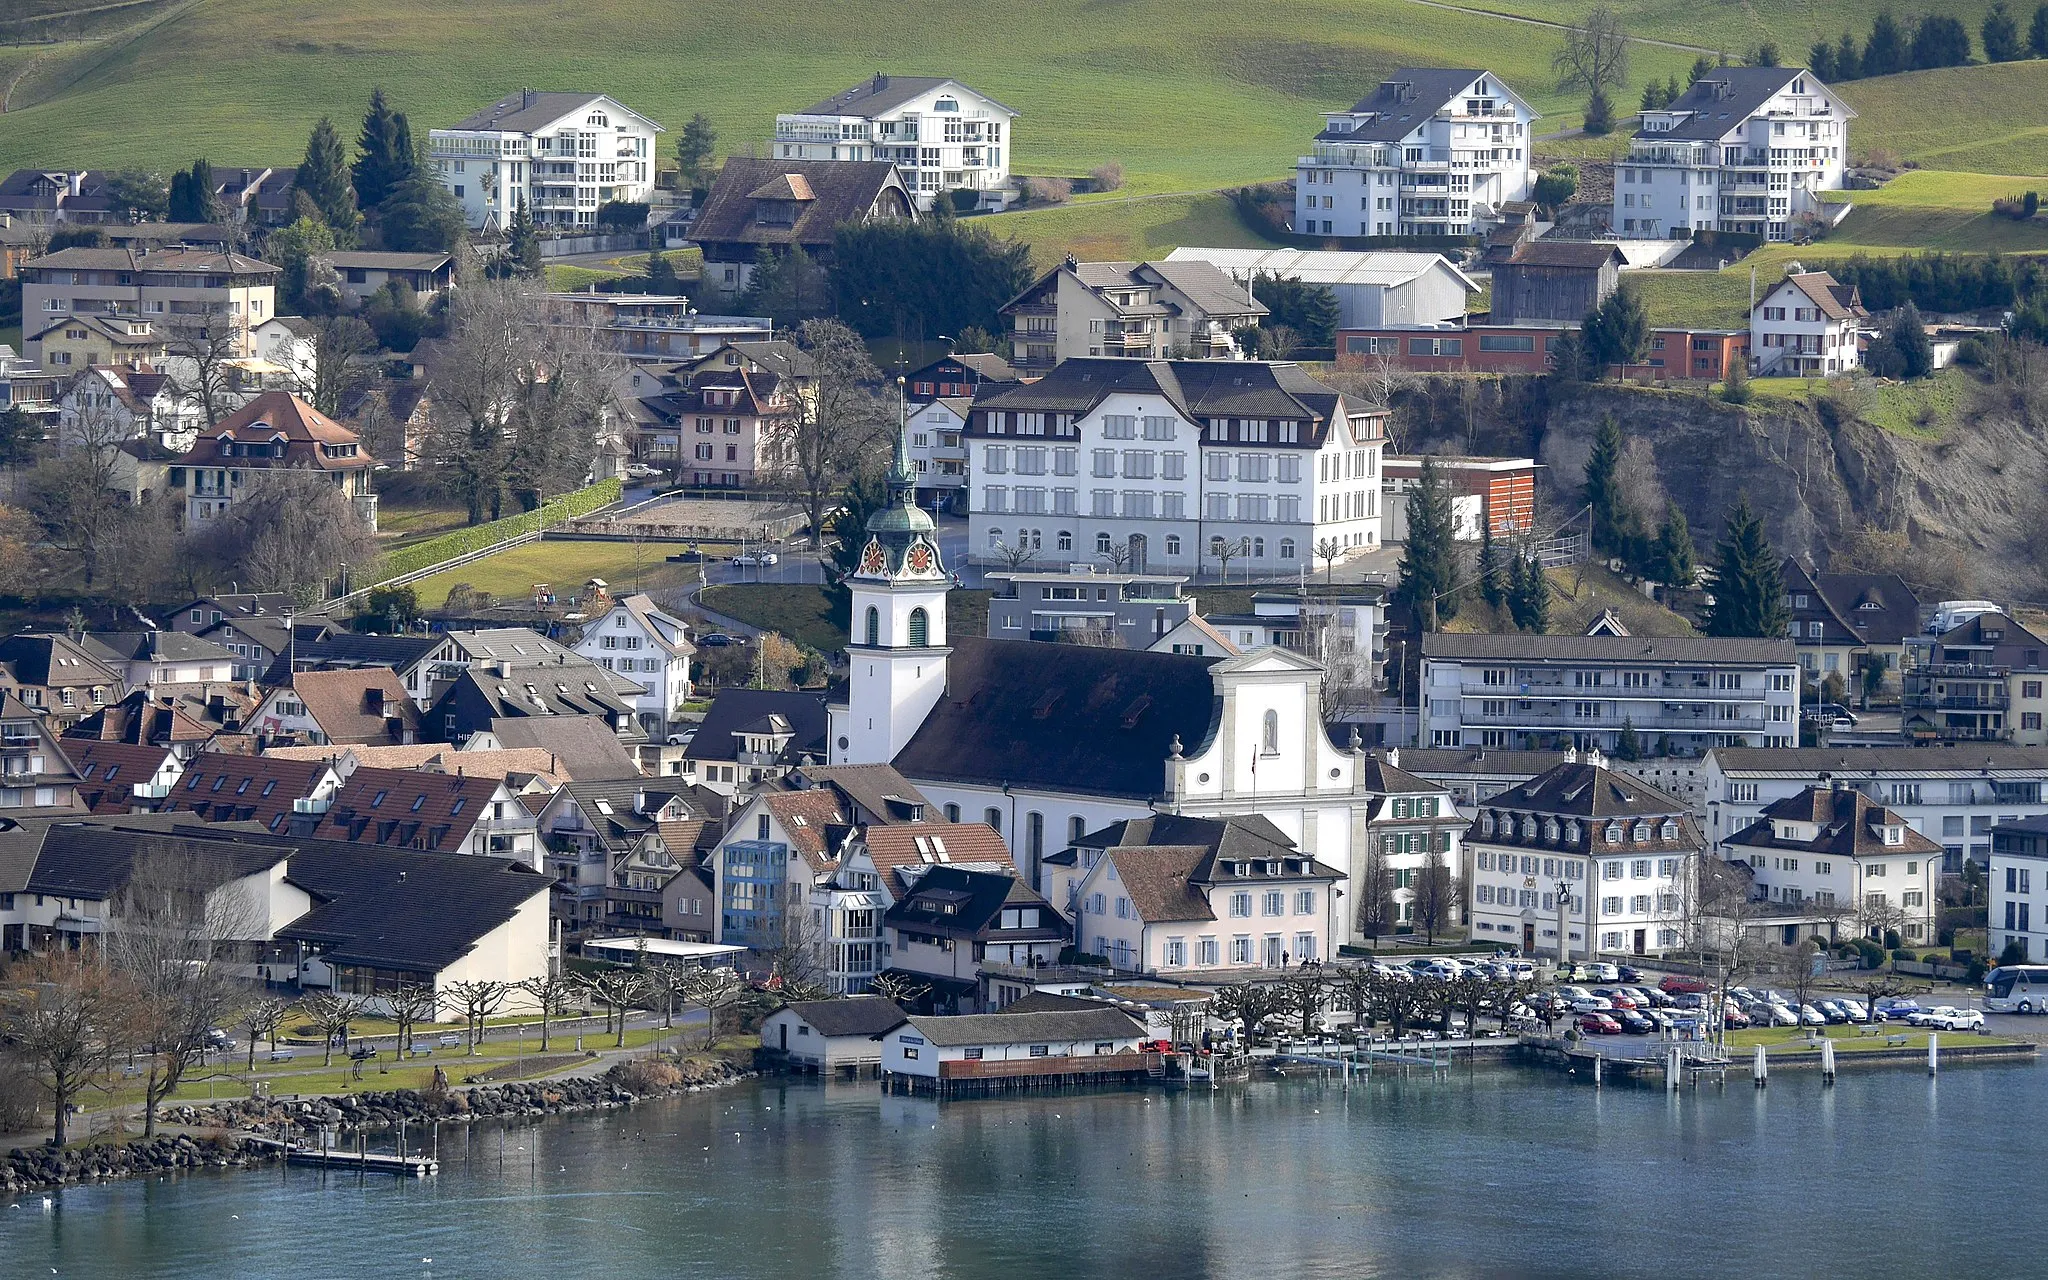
(1582, 414), (1630, 558)
(1396, 456), (1461, 631)
(292, 117), (360, 243)
(1477, 521), (1507, 610)
(1615, 719), (1642, 761)
(1652, 501), (1697, 587)
(1508, 554), (1550, 632)
(505, 200), (542, 277)
(354, 89), (412, 210)
(675, 113), (718, 191)
(1703, 496), (1790, 638)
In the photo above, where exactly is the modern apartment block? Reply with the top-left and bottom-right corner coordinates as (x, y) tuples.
(1990, 817), (2048, 964)
(1420, 634), (1802, 754)
(1703, 745), (2048, 874)
(1612, 66), (1853, 242)
(542, 293), (771, 363)
(20, 246), (279, 362)
(430, 90), (664, 230)
(773, 75), (1017, 211)
(1000, 258), (1267, 371)
(964, 358), (1388, 576)
(1296, 68), (1537, 237)
(1902, 613), (2048, 746)
(984, 569), (1195, 645)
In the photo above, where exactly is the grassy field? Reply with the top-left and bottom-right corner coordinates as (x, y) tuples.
(1446, 562), (1698, 636)
(987, 191), (1282, 270)
(407, 537), (696, 607)
(1840, 60), (2048, 176)
(1455, 0), (2010, 64)
(0, 0), (1706, 193)
(1725, 1024), (2022, 1055)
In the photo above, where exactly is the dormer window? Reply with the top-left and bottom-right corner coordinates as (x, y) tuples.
(1633, 821), (1651, 843)
(1564, 820), (1581, 844)
(1603, 821), (1622, 844)
(1480, 812), (1497, 837)
(1884, 825), (1902, 845)
(1543, 818), (1559, 842)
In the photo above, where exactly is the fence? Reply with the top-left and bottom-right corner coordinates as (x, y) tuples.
(540, 233), (647, 258)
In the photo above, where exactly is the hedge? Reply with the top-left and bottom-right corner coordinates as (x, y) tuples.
(376, 479), (624, 583)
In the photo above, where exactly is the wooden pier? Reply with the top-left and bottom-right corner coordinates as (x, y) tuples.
(248, 1134), (439, 1177)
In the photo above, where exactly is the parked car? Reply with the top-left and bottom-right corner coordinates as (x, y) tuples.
(1765, 1004), (1801, 1028)
(1591, 988), (1638, 1010)
(1661, 974), (1710, 995)
(1720, 1007), (1752, 1030)
(1798, 1004), (1828, 1027)
(664, 729), (698, 746)
(699, 633), (737, 647)
(730, 551), (780, 567)
(1836, 999), (1870, 1023)
(1668, 993), (1705, 1011)
(1616, 965), (1644, 984)
(1585, 963), (1621, 982)
(625, 463), (663, 479)
(1614, 1010), (1654, 1034)
(1907, 1006), (1984, 1031)
(1569, 996), (1614, 1013)
(1814, 1000), (1849, 1025)
(1577, 1013), (1623, 1035)
(1874, 997), (1922, 1022)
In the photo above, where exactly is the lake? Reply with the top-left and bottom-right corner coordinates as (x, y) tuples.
(7, 1060), (2038, 1279)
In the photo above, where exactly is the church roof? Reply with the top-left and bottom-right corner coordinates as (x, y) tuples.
(890, 636), (1220, 800)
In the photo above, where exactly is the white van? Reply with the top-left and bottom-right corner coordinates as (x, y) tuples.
(1928, 600), (2001, 634)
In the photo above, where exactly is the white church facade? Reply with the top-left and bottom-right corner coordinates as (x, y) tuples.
(829, 427), (1462, 951)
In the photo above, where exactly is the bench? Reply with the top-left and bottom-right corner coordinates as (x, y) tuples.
(1884, 1033), (1911, 1048)
(438, 1033), (463, 1048)
(348, 1047), (378, 1062)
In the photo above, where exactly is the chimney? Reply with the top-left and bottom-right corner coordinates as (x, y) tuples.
(873, 73), (889, 93)
(521, 88), (538, 110)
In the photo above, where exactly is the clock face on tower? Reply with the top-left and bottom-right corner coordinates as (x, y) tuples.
(906, 540), (935, 576)
(858, 539), (887, 576)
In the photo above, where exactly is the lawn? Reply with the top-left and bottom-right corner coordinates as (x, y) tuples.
(407, 537), (696, 608)
(1449, 0), (2011, 68)
(376, 503), (473, 541)
(0, 0), (1703, 197)
(1726, 1024), (2022, 1055)
(987, 191), (1283, 271)
(1841, 60), (2048, 177)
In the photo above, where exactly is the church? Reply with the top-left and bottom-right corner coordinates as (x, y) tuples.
(827, 430), (1465, 950)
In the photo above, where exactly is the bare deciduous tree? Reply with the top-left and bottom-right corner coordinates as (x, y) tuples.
(299, 991), (370, 1067)
(103, 848), (263, 1137)
(515, 972), (578, 1051)
(385, 984), (440, 1058)
(767, 318), (895, 546)
(159, 312), (246, 432)
(3, 949), (131, 1145)
(1554, 4), (1631, 97)
(440, 979), (510, 1055)
(678, 967), (746, 1050)
(189, 467), (379, 604)
(241, 997), (294, 1072)
(1209, 535), (1248, 584)
(1315, 536), (1343, 585)
(1354, 848), (1395, 944)
(575, 969), (649, 1049)
(866, 971), (929, 1006)
(1411, 842), (1462, 945)
(425, 281), (528, 524)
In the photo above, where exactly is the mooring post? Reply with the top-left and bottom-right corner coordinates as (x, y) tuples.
(1928, 1031), (1939, 1076)
(1753, 1044), (1768, 1088)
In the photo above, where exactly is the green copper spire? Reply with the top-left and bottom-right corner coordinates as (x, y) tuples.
(867, 378), (935, 537)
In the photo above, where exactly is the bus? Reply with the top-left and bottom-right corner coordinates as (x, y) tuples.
(1985, 965), (2048, 1013)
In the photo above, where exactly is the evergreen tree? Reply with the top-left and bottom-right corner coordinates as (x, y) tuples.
(1396, 456), (1461, 631)
(1477, 521), (1507, 610)
(292, 116), (360, 243)
(1547, 329), (1588, 384)
(267, 215), (339, 312)
(1809, 40), (1837, 81)
(1582, 414), (1629, 557)
(1652, 501), (1696, 586)
(104, 170), (168, 222)
(1509, 554), (1550, 632)
(1836, 31), (1862, 80)
(1720, 350), (1752, 404)
(1910, 15), (1973, 68)
(1640, 81), (1667, 111)
(1862, 10), (1905, 77)
(1582, 88), (1613, 136)
(740, 244), (833, 327)
(505, 200), (542, 277)
(354, 89), (411, 209)
(1687, 55), (1714, 85)
(674, 113), (718, 192)
(375, 171), (465, 253)
(830, 217), (1034, 340)
(646, 248), (680, 293)
(1985, 2), (2024, 61)
(1748, 41), (1781, 67)
(1614, 719), (1642, 761)
(2033, 3), (2048, 57)
(1584, 284), (1649, 374)
(1252, 274), (1341, 349)
(1866, 303), (1935, 379)
(166, 159), (221, 223)
(1703, 496), (1790, 638)
(1533, 165), (1578, 213)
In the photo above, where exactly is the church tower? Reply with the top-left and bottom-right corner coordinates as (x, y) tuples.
(836, 400), (951, 765)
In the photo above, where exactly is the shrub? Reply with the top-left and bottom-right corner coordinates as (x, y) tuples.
(1884, 929), (1903, 950)
(1891, 947), (1917, 964)
(948, 187), (981, 214)
(1720, 355), (1753, 404)
(1024, 176), (1073, 205)
(616, 1059), (683, 1092)
(1966, 959), (1988, 984)
(1955, 336), (1991, 367)
(2001, 938), (2028, 965)
(1854, 938), (1886, 968)
(1090, 161), (1125, 193)
(594, 200), (650, 231)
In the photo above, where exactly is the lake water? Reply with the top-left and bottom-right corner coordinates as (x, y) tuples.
(7, 1060), (2039, 1279)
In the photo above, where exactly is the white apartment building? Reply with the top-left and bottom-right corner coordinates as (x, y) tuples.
(1751, 269), (1868, 376)
(1989, 817), (2048, 964)
(1704, 745), (2048, 875)
(1464, 756), (1702, 960)
(1613, 66), (1853, 242)
(572, 593), (695, 740)
(1000, 259), (1267, 372)
(1297, 68), (1536, 238)
(907, 396), (971, 511)
(1724, 784), (1941, 943)
(965, 358), (1385, 576)
(430, 91), (663, 231)
(773, 75), (1016, 212)
(1421, 634), (1802, 755)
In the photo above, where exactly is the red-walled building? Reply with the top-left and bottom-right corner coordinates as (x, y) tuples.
(1338, 323), (1748, 381)
(1383, 455), (1540, 540)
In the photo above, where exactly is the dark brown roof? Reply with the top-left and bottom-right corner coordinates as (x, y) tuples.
(862, 822), (1014, 885)
(1730, 786), (1944, 859)
(689, 158), (910, 255)
(1472, 760), (1700, 854)
(65, 741), (174, 814)
(1505, 240), (1627, 270)
(776, 995), (906, 1038)
(1105, 845), (1215, 922)
(1775, 272), (1865, 322)
(147, 753), (336, 831)
(761, 788), (850, 868)
(280, 667), (420, 746)
(298, 765), (506, 852)
(207, 391), (373, 471)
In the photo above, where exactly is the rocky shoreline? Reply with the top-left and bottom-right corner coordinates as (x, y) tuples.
(4, 1054), (754, 1197)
